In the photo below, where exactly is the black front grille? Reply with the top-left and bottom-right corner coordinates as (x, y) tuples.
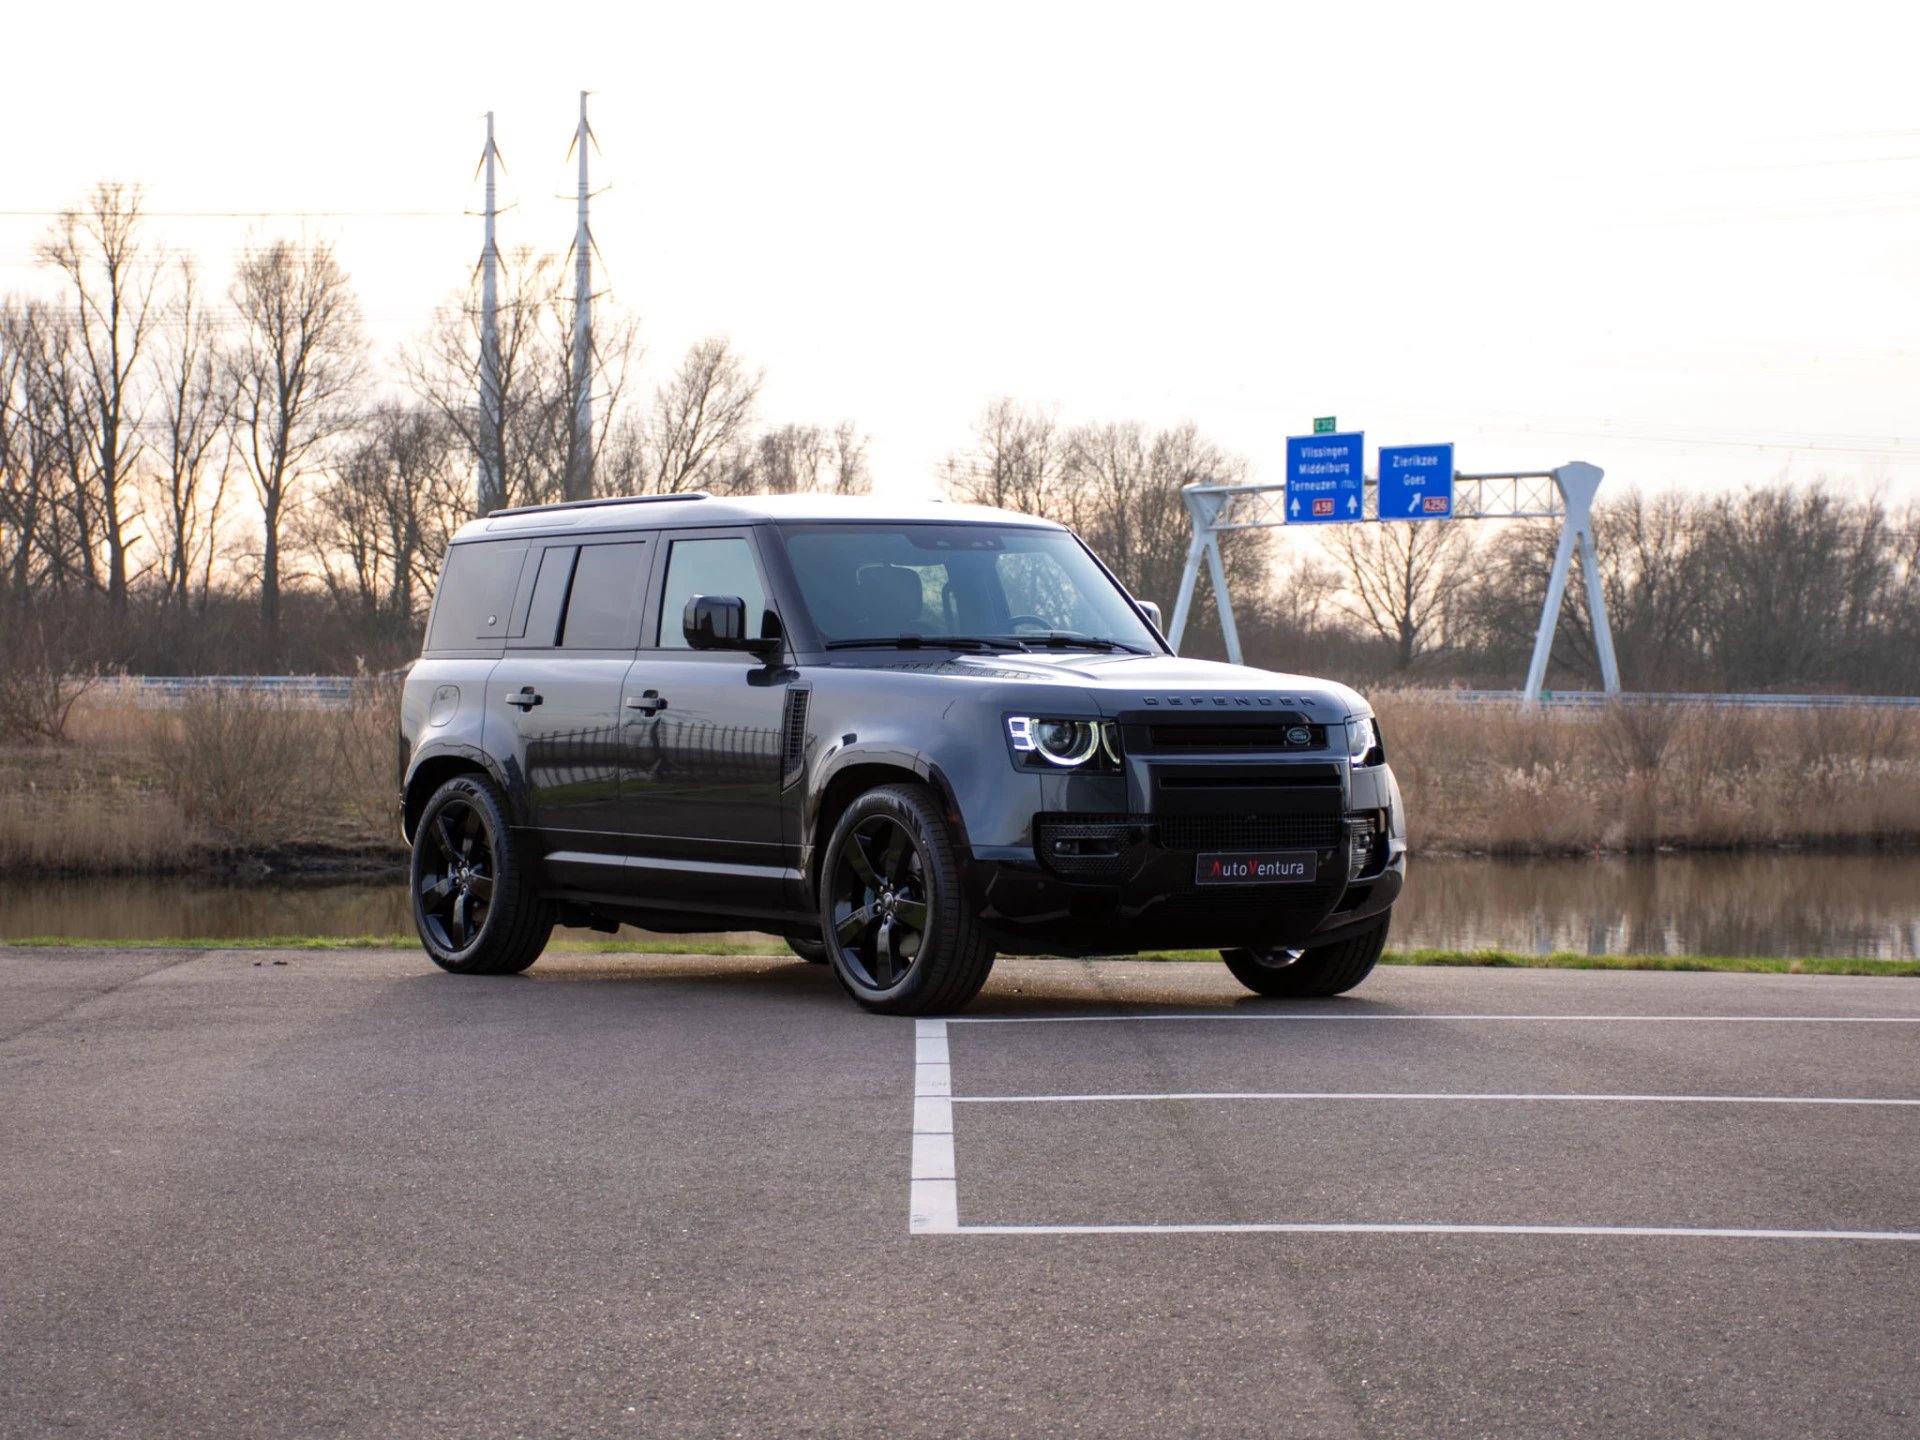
(1156, 814), (1343, 852)
(1144, 722), (1329, 751)
(1034, 810), (1349, 880)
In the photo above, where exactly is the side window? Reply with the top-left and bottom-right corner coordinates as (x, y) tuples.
(559, 541), (650, 649)
(657, 537), (770, 648)
(517, 545), (578, 647)
(425, 541), (528, 651)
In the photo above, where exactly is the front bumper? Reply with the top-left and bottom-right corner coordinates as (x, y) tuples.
(963, 810), (1404, 955)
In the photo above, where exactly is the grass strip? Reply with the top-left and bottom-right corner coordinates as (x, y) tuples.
(1386, 948), (1920, 978)
(3, 936), (1916, 977)
(0, 934), (781, 956)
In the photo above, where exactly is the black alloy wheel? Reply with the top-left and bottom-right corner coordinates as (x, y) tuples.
(418, 799), (494, 951)
(1221, 912), (1389, 998)
(820, 784), (996, 1014)
(830, 813), (931, 989)
(410, 773), (554, 976)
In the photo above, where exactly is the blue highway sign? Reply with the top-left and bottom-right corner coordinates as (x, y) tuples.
(1378, 443), (1455, 520)
(1285, 431), (1364, 524)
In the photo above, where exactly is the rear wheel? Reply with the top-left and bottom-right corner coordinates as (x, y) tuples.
(411, 773), (554, 976)
(820, 784), (995, 1015)
(1222, 913), (1389, 998)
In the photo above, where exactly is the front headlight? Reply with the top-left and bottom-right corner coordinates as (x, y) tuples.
(1006, 716), (1122, 771)
(1346, 716), (1384, 766)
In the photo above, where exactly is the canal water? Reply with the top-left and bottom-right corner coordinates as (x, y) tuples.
(2, 853), (1917, 959)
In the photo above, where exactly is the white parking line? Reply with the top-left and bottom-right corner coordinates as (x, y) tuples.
(911, 1010), (1920, 1241)
(909, 1019), (958, 1235)
(951, 1090), (1920, 1107)
(948, 1012), (1920, 1026)
(950, 1222), (1920, 1242)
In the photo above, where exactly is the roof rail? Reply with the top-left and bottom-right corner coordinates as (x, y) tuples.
(486, 491), (712, 519)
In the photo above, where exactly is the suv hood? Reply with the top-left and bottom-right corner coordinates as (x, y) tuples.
(836, 649), (1369, 721)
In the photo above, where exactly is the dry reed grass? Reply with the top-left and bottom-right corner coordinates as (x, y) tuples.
(0, 681), (403, 874)
(1377, 693), (1920, 854)
(4, 687), (1918, 874)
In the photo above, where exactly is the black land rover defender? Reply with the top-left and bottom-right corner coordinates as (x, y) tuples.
(399, 493), (1404, 1014)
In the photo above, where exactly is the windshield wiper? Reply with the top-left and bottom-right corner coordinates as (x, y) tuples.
(824, 635), (1029, 652)
(1016, 632), (1151, 654)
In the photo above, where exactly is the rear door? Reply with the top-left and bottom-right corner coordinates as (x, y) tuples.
(618, 529), (799, 916)
(488, 535), (656, 892)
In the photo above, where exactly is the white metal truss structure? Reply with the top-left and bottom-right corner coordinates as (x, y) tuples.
(567, 91), (596, 501)
(475, 112), (505, 514)
(1166, 461), (1621, 703)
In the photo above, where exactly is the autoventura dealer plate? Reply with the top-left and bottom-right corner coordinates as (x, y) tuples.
(1195, 851), (1318, 885)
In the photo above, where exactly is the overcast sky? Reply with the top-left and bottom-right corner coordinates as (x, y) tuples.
(4, 0), (1918, 504)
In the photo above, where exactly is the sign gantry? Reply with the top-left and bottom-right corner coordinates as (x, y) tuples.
(1164, 458), (1621, 704)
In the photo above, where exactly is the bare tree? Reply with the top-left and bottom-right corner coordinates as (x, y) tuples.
(941, 398), (1069, 516)
(943, 403), (1259, 615)
(1334, 518), (1475, 670)
(1696, 481), (1893, 688)
(619, 337), (762, 495)
(37, 183), (156, 609)
(145, 261), (233, 610)
(0, 303), (95, 599)
(562, 303), (642, 503)
(407, 249), (639, 510)
(714, 420), (874, 495)
(408, 248), (563, 512)
(1062, 419), (1255, 611)
(828, 420), (872, 495)
(1268, 549), (1344, 630)
(1593, 489), (1707, 686)
(1059, 420), (1251, 606)
(0, 303), (60, 599)
(301, 405), (468, 640)
(228, 236), (365, 638)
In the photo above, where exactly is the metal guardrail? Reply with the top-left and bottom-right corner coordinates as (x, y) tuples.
(109, 676), (371, 706)
(1410, 690), (1920, 709)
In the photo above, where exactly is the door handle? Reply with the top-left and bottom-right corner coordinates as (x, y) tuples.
(625, 690), (668, 715)
(505, 686), (542, 710)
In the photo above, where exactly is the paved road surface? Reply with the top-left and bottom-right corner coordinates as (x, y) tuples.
(3, 947), (1916, 1438)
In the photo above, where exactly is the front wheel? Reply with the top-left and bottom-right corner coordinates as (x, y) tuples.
(819, 784), (996, 1015)
(411, 773), (554, 976)
(785, 935), (830, 965)
(1222, 913), (1390, 998)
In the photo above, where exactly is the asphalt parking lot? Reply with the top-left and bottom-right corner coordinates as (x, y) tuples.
(3, 947), (1917, 1438)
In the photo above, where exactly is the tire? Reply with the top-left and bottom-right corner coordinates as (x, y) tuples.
(786, 935), (830, 964)
(819, 783), (996, 1015)
(1222, 912), (1390, 998)
(411, 773), (554, 976)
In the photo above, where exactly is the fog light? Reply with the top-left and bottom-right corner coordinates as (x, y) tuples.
(1348, 815), (1380, 877)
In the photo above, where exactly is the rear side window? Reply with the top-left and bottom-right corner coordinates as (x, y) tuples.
(425, 541), (528, 651)
(560, 541), (651, 649)
(517, 546), (579, 647)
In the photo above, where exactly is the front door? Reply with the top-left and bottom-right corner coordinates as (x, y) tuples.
(619, 531), (797, 916)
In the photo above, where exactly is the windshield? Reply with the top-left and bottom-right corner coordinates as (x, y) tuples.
(775, 523), (1163, 651)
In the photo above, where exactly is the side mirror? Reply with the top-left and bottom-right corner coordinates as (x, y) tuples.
(1137, 599), (1164, 634)
(684, 594), (780, 659)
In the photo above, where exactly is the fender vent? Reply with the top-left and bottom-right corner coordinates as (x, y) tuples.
(781, 687), (811, 789)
